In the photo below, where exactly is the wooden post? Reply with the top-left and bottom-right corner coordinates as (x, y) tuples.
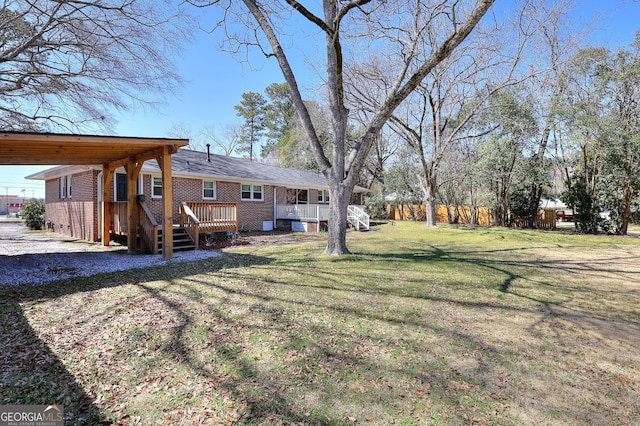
(159, 147), (174, 260)
(101, 166), (114, 247)
(125, 160), (143, 254)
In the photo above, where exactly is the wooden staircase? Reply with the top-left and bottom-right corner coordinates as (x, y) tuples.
(158, 226), (196, 254)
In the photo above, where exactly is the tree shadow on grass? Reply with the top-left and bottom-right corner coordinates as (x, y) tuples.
(0, 248), (508, 424)
(3, 243), (640, 425)
(192, 253), (640, 424)
(0, 295), (106, 424)
(0, 252), (276, 425)
(360, 243), (640, 295)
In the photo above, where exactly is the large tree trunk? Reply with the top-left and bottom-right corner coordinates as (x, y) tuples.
(619, 186), (634, 236)
(422, 177), (437, 227)
(325, 182), (351, 255)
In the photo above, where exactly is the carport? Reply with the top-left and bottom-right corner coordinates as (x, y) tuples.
(0, 132), (189, 259)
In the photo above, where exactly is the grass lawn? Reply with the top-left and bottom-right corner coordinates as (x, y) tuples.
(1, 222), (639, 425)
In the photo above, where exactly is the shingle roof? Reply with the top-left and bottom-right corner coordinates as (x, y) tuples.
(142, 149), (332, 189)
(27, 148), (368, 192)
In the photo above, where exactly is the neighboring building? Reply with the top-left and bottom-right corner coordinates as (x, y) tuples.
(27, 149), (368, 244)
(1, 194), (24, 216)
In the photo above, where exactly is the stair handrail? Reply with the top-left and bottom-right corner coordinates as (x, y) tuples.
(180, 202), (201, 250)
(347, 205), (359, 231)
(138, 200), (159, 254)
(359, 206), (370, 230)
(347, 205), (370, 231)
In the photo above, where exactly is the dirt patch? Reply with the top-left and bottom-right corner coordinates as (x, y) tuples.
(201, 239), (250, 250)
(201, 230), (327, 250)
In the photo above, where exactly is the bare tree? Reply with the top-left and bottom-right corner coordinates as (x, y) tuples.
(346, 0), (564, 227)
(361, 128), (400, 190)
(200, 123), (243, 156)
(191, 0), (495, 255)
(167, 121), (198, 149)
(0, 0), (191, 131)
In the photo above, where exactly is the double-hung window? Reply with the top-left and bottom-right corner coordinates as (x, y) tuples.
(241, 183), (263, 201)
(318, 190), (329, 204)
(203, 180), (216, 200)
(152, 177), (163, 198)
(59, 175), (72, 199)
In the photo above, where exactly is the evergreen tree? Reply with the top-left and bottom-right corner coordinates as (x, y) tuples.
(234, 92), (267, 161)
(262, 83), (295, 158)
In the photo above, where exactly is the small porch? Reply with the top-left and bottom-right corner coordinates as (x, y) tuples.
(275, 204), (369, 231)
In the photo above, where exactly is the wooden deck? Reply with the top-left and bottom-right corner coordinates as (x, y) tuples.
(180, 202), (238, 250)
(106, 201), (238, 253)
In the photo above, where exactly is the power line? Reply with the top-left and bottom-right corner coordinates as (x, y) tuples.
(0, 183), (43, 188)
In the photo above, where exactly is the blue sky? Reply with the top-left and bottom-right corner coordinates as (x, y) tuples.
(2, 0), (640, 200)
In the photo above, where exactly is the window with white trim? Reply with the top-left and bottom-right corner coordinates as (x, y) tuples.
(241, 183), (263, 201)
(318, 190), (330, 204)
(59, 175), (72, 199)
(152, 177), (162, 198)
(203, 180), (216, 200)
(59, 176), (65, 199)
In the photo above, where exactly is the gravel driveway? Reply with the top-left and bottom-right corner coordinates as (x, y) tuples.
(0, 220), (221, 288)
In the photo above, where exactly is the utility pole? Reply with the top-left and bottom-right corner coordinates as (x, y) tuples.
(2, 186), (7, 215)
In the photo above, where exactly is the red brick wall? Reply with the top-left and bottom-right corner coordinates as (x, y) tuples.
(44, 179), (58, 204)
(141, 175), (276, 231)
(43, 170), (330, 239)
(44, 170), (99, 241)
(143, 175), (201, 224)
(218, 182), (275, 232)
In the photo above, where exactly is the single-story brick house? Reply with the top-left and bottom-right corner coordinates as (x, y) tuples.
(27, 148), (368, 251)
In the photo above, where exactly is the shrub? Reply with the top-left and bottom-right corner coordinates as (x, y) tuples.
(562, 182), (610, 234)
(364, 193), (388, 220)
(22, 199), (45, 230)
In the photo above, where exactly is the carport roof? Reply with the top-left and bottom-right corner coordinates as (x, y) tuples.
(0, 132), (189, 166)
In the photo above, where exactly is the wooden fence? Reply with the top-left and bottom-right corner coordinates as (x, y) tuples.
(387, 204), (556, 230)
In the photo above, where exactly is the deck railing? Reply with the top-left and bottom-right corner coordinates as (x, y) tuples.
(110, 201), (128, 235)
(108, 201), (238, 251)
(139, 201), (159, 254)
(276, 204), (369, 231)
(347, 205), (370, 231)
(180, 202), (201, 250)
(108, 201), (158, 253)
(276, 204), (330, 221)
(182, 201), (238, 236)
